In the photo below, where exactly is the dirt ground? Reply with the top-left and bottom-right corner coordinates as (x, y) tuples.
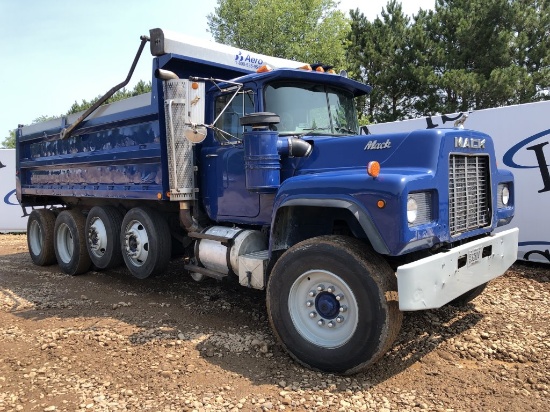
(0, 233), (548, 412)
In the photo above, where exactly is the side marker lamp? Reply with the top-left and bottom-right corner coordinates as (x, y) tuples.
(367, 161), (380, 178)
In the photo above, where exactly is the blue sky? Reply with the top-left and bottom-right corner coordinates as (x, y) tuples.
(0, 0), (434, 139)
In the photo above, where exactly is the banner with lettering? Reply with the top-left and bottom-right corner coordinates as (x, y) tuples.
(0, 149), (27, 232)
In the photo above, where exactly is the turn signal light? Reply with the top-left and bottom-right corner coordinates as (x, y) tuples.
(367, 161), (380, 177)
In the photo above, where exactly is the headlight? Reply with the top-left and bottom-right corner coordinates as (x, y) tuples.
(501, 185), (509, 206)
(407, 197), (418, 224)
(498, 183), (510, 207)
(407, 191), (434, 226)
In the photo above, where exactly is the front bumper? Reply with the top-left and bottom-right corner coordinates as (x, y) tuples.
(396, 228), (519, 311)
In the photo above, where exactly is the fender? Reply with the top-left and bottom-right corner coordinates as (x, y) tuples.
(271, 197), (390, 255)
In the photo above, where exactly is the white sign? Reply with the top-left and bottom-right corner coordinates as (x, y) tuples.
(366, 101), (550, 264)
(0, 149), (27, 232)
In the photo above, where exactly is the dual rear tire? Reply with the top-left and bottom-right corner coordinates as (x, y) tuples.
(26, 206), (171, 279)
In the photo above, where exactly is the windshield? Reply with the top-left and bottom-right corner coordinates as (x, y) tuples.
(264, 81), (359, 136)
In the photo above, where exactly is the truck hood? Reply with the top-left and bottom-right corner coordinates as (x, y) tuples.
(288, 128), (494, 175)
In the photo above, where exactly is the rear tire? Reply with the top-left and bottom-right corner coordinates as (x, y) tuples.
(120, 207), (171, 279)
(85, 206), (124, 269)
(27, 209), (57, 266)
(267, 236), (402, 375)
(54, 209), (91, 275)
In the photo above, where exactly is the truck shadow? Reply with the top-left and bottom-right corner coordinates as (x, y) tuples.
(2, 251), (490, 388)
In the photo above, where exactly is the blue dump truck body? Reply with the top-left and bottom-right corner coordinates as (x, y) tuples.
(16, 29), (519, 374)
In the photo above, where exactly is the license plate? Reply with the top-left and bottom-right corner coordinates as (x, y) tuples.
(467, 247), (482, 266)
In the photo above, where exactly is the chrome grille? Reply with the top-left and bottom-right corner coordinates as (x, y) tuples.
(449, 155), (491, 236)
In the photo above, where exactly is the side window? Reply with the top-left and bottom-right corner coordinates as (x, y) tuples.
(214, 90), (255, 143)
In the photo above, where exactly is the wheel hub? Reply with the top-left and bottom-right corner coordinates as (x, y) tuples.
(288, 270), (358, 348)
(88, 218), (108, 257)
(315, 292), (340, 319)
(124, 221), (149, 266)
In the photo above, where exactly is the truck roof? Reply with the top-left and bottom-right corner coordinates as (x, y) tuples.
(217, 68), (372, 97)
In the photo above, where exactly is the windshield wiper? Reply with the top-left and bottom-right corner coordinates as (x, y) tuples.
(334, 126), (357, 135)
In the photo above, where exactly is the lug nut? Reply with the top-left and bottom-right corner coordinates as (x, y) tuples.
(336, 316), (344, 323)
(317, 284), (325, 292)
(335, 294), (344, 301)
(327, 286), (336, 293)
(306, 300), (313, 307)
(309, 312), (317, 318)
(317, 319), (325, 326)
(339, 305), (348, 313)
(308, 290), (316, 297)
(327, 321), (335, 328)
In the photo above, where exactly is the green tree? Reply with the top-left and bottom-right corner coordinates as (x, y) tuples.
(413, 0), (549, 113)
(67, 80), (152, 114)
(348, 1), (417, 122)
(208, 0), (350, 68)
(1, 130), (16, 149)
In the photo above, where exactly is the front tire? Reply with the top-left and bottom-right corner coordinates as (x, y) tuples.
(54, 209), (91, 275)
(267, 236), (402, 375)
(27, 209), (57, 266)
(448, 282), (488, 306)
(120, 207), (171, 279)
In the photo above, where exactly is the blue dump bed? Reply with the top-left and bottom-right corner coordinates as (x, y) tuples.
(16, 92), (168, 205)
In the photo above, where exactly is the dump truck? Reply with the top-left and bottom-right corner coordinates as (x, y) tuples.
(16, 29), (519, 374)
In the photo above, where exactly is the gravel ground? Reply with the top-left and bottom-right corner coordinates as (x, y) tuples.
(0, 233), (548, 411)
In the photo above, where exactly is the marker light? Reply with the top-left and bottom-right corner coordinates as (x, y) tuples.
(256, 64), (273, 73)
(377, 200), (386, 209)
(298, 64), (312, 71)
(315, 66), (325, 72)
(367, 161), (380, 177)
(191, 82), (199, 90)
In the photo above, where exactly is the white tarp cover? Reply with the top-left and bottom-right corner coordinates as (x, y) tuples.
(366, 101), (550, 264)
(0, 149), (27, 232)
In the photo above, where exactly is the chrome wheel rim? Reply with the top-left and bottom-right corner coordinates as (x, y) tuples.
(56, 223), (74, 263)
(288, 269), (358, 348)
(124, 220), (149, 267)
(29, 220), (42, 256)
(88, 217), (108, 259)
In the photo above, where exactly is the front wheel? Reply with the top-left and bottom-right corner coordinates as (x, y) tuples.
(267, 236), (402, 375)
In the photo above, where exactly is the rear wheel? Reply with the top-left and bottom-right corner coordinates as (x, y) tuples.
(54, 209), (91, 275)
(86, 206), (124, 269)
(267, 236), (402, 375)
(27, 209), (56, 266)
(120, 207), (171, 279)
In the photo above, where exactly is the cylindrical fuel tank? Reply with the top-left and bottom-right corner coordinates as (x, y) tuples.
(195, 226), (267, 275)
